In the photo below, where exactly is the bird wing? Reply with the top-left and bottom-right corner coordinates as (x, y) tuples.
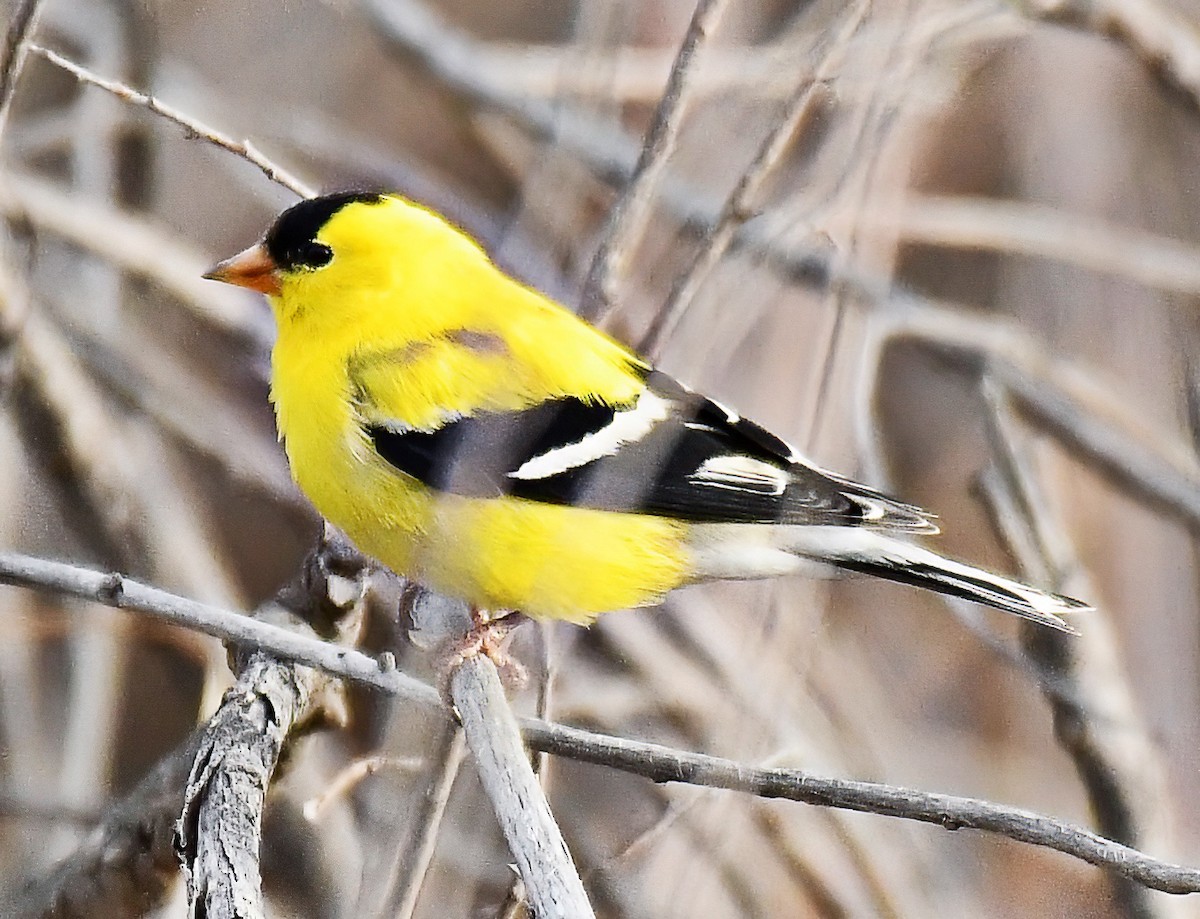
(360, 368), (935, 531)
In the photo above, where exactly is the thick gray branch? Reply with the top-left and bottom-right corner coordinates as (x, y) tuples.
(11, 539), (363, 919)
(451, 656), (594, 919)
(176, 650), (334, 919)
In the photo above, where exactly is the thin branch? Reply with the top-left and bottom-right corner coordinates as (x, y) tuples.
(584, 786), (705, 884)
(638, 0), (870, 356)
(0, 170), (274, 346)
(518, 720), (1200, 895)
(26, 44), (315, 198)
(578, 0), (731, 322)
(5, 550), (1200, 895)
(531, 618), (555, 780)
(0, 0), (45, 139)
(446, 40), (805, 104)
(0, 549), (441, 708)
(381, 720), (466, 919)
(302, 755), (424, 823)
(451, 655), (595, 919)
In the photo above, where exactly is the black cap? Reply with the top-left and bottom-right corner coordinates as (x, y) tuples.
(265, 192), (385, 270)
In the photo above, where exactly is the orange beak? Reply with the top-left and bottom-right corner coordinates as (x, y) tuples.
(203, 243), (281, 295)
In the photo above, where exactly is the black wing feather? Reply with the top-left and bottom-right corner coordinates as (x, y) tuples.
(369, 397), (615, 499)
(366, 371), (932, 529)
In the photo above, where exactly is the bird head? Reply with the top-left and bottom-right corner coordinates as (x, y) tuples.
(203, 192), (489, 330)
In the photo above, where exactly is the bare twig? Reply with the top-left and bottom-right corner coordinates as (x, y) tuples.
(638, 1), (870, 356)
(451, 655), (595, 919)
(26, 44), (315, 198)
(4, 550), (1200, 895)
(446, 40), (805, 104)
(998, 361), (1200, 527)
(518, 720), (1200, 895)
(0, 0), (45, 139)
(584, 786), (705, 884)
(531, 620), (555, 781)
(302, 754), (424, 823)
(0, 549), (440, 707)
(578, 0), (731, 322)
(381, 720), (466, 919)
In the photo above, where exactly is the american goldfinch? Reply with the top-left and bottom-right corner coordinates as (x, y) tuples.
(205, 192), (1088, 631)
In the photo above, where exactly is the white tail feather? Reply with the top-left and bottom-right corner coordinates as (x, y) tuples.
(688, 525), (1090, 632)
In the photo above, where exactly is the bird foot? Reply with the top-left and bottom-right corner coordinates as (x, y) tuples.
(438, 609), (529, 700)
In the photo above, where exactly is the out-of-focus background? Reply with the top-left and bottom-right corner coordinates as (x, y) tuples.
(2, 0), (1199, 916)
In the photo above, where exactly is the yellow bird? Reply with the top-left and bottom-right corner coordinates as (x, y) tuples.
(205, 192), (1087, 630)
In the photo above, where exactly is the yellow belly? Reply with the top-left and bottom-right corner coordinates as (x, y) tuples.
(362, 488), (689, 623)
(286, 421), (688, 623)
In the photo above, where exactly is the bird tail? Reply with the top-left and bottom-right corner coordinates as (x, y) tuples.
(777, 527), (1091, 632)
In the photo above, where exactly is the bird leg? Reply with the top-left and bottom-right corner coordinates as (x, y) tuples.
(439, 608), (529, 698)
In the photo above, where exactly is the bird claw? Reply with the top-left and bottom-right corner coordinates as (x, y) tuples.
(437, 609), (529, 703)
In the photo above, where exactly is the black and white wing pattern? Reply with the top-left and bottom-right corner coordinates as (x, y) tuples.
(364, 370), (936, 532)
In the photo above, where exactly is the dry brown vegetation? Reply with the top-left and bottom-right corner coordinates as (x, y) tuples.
(2, 0), (1200, 916)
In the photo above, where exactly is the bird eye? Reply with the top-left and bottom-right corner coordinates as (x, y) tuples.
(301, 242), (333, 268)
